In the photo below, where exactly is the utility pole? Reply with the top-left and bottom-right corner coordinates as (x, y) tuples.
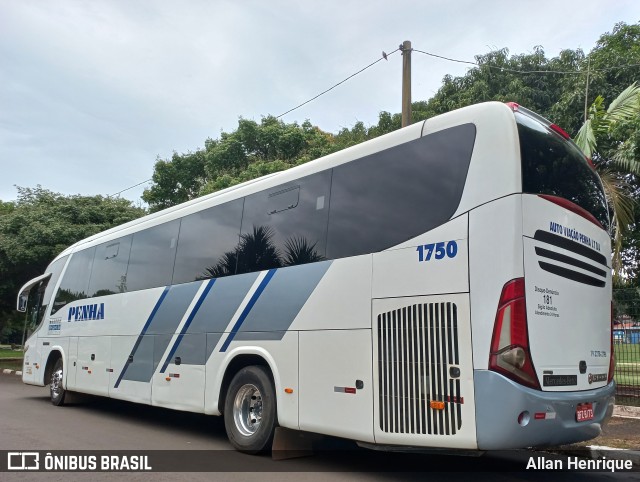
(401, 40), (412, 127)
(584, 57), (591, 122)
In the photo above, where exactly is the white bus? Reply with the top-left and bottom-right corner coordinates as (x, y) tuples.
(17, 102), (614, 453)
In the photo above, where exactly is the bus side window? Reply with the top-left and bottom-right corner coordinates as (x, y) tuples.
(52, 249), (95, 315)
(88, 236), (132, 297)
(172, 199), (244, 283)
(126, 220), (180, 292)
(326, 124), (476, 259)
(237, 171), (331, 274)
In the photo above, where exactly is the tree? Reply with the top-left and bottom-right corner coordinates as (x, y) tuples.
(142, 150), (207, 211)
(551, 22), (640, 136)
(574, 83), (640, 276)
(0, 187), (145, 342)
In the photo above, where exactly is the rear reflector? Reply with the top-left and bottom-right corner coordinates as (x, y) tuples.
(538, 194), (603, 229)
(489, 278), (541, 390)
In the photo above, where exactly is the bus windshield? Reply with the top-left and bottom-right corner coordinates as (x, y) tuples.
(516, 110), (609, 231)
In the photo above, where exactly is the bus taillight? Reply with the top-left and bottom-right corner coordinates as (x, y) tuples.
(489, 278), (541, 390)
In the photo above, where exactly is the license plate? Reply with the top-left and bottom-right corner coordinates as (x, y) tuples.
(576, 403), (594, 422)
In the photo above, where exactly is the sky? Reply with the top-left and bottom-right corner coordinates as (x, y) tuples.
(1, 1), (639, 205)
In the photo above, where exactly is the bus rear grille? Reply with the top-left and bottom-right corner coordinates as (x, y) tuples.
(377, 302), (462, 435)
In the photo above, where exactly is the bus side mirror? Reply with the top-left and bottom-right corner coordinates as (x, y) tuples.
(17, 293), (28, 312)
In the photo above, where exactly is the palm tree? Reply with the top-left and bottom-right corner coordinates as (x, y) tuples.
(574, 82), (640, 277)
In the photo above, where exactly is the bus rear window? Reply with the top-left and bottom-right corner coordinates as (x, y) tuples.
(516, 111), (609, 231)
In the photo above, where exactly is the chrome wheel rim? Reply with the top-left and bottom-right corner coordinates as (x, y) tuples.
(233, 384), (263, 436)
(50, 367), (63, 399)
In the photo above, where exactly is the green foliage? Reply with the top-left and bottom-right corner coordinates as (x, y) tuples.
(574, 83), (640, 278)
(552, 22), (640, 135)
(0, 187), (145, 342)
(422, 46), (582, 120)
(142, 150), (207, 211)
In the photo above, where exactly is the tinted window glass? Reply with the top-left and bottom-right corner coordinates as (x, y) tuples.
(126, 221), (180, 292)
(237, 171), (331, 273)
(517, 112), (609, 230)
(31, 255), (69, 321)
(52, 248), (96, 314)
(88, 236), (132, 297)
(173, 200), (243, 283)
(327, 124), (476, 259)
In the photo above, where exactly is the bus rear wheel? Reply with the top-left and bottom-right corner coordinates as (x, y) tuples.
(224, 366), (277, 454)
(50, 358), (66, 406)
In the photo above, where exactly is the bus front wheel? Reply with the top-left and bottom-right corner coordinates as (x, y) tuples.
(224, 366), (277, 453)
(50, 358), (66, 406)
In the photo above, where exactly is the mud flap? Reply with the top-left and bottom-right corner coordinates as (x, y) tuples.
(272, 427), (319, 460)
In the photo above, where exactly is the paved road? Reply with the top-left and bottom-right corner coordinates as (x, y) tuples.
(0, 375), (636, 481)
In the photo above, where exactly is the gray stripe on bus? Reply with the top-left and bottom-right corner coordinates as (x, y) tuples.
(174, 272), (260, 365)
(122, 281), (201, 383)
(233, 260), (332, 341)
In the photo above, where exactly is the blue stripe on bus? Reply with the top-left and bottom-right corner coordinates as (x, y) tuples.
(159, 278), (216, 373)
(113, 286), (170, 388)
(219, 268), (277, 353)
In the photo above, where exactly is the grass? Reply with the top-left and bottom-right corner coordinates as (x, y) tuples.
(615, 343), (640, 363)
(614, 343), (640, 389)
(0, 348), (23, 359)
(0, 358), (22, 371)
(0, 348), (23, 371)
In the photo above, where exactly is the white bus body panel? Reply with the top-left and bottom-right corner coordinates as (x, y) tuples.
(21, 335), (39, 385)
(299, 329), (374, 442)
(75, 336), (111, 396)
(469, 195), (524, 367)
(522, 194), (611, 391)
(371, 215), (475, 448)
(373, 214), (469, 299)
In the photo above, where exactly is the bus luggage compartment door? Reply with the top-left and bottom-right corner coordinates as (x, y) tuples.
(372, 294), (477, 449)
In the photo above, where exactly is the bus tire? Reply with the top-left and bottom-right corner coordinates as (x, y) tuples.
(224, 365), (277, 454)
(50, 358), (66, 406)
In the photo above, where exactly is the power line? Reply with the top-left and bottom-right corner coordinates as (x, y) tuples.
(109, 178), (151, 198)
(110, 48), (401, 198)
(276, 48), (400, 119)
(413, 48), (640, 74)
(413, 49), (476, 66)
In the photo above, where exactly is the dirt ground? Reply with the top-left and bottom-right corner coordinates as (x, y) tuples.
(567, 416), (640, 450)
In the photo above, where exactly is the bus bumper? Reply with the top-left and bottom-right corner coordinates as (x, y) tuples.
(474, 370), (615, 450)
